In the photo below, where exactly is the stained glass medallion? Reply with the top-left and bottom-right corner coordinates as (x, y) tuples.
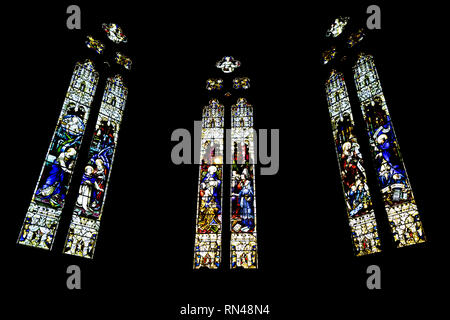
(194, 58), (259, 268)
(216, 56), (241, 73)
(102, 23), (128, 44)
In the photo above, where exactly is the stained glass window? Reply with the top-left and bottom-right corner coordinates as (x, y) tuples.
(230, 98), (258, 268)
(325, 70), (381, 256)
(193, 99), (224, 269)
(18, 60), (99, 250)
(353, 54), (426, 247)
(63, 75), (128, 258)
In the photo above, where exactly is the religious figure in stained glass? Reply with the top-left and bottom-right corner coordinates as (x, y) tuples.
(325, 70), (381, 255)
(230, 98), (258, 268)
(353, 53), (425, 247)
(18, 20), (132, 258)
(198, 165), (222, 233)
(64, 75), (128, 258)
(35, 147), (77, 207)
(322, 15), (425, 255)
(18, 60), (99, 250)
(193, 99), (224, 269)
(193, 57), (258, 269)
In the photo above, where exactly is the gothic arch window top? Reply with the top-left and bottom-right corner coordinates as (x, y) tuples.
(202, 99), (224, 126)
(231, 98), (253, 128)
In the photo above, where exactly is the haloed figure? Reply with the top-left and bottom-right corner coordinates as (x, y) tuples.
(201, 166), (221, 209)
(55, 104), (86, 152)
(232, 170), (254, 232)
(238, 179), (254, 231)
(36, 147), (77, 207)
(91, 158), (107, 213)
(76, 165), (104, 215)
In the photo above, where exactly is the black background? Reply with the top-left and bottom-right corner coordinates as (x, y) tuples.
(2, 0), (448, 316)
